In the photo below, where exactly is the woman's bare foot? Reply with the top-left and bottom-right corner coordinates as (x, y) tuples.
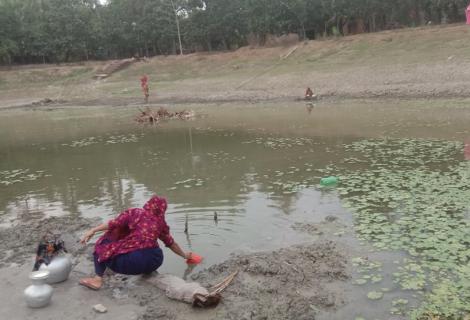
(79, 276), (103, 290)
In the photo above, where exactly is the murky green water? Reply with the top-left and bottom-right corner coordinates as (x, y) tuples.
(0, 100), (469, 319)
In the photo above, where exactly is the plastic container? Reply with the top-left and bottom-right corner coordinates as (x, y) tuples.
(320, 176), (338, 186)
(186, 253), (203, 265)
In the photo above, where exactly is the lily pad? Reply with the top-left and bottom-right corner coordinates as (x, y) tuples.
(367, 291), (384, 300)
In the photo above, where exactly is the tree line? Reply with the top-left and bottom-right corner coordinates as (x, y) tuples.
(0, 0), (467, 64)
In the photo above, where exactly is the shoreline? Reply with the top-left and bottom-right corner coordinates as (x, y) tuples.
(0, 213), (354, 320)
(3, 92), (470, 112)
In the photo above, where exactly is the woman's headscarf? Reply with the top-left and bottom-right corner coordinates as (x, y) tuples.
(143, 195), (167, 216)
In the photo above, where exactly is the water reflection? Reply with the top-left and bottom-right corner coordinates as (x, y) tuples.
(1, 113), (352, 275)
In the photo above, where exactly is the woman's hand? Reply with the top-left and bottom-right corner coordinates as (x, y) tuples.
(80, 223), (109, 245)
(185, 252), (193, 260)
(80, 229), (95, 244)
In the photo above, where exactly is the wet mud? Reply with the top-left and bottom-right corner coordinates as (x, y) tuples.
(137, 241), (350, 320)
(0, 215), (97, 268)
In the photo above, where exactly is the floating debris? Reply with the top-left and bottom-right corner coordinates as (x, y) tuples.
(320, 176), (338, 187)
(135, 107), (195, 124)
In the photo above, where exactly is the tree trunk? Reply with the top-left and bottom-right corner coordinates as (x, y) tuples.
(299, 23), (306, 40)
(441, 12), (448, 24)
(221, 38), (228, 51)
(342, 17), (350, 36)
(371, 13), (377, 32)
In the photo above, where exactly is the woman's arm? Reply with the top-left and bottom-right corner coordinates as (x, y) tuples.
(80, 223), (109, 244)
(81, 210), (133, 244)
(169, 242), (191, 260)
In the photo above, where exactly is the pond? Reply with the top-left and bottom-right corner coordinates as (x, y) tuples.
(0, 100), (469, 319)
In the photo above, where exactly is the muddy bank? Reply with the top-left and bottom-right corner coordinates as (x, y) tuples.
(5, 88), (470, 111)
(0, 238), (349, 320)
(0, 207), (350, 320)
(0, 215), (97, 268)
(119, 241), (350, 320)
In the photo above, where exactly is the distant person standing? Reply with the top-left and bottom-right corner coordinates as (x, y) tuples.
(140, 75), (150, 103)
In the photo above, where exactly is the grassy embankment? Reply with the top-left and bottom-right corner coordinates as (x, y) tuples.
(1, 24), (470, 105)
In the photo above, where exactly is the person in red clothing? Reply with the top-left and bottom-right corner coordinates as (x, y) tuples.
(140, 74), (150, 103)
(79, 195), (192, 290)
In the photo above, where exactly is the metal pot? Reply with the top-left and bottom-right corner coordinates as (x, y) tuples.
(39, 255), (72, 284)
(24, 270), (53, 308)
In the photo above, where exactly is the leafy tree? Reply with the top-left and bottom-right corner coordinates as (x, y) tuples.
(0, 0), (468, 64)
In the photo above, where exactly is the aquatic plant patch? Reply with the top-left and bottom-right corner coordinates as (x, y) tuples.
(62, 134), (142, 148)
(207, 151), (246, 163)
(0, 169), (49, 186)
(242, 136), (315, 149)
(332, 139), (470, 319)
(168, 178), (206, 191)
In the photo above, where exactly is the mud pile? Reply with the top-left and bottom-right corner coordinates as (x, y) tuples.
(138, 241), (349, 320)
